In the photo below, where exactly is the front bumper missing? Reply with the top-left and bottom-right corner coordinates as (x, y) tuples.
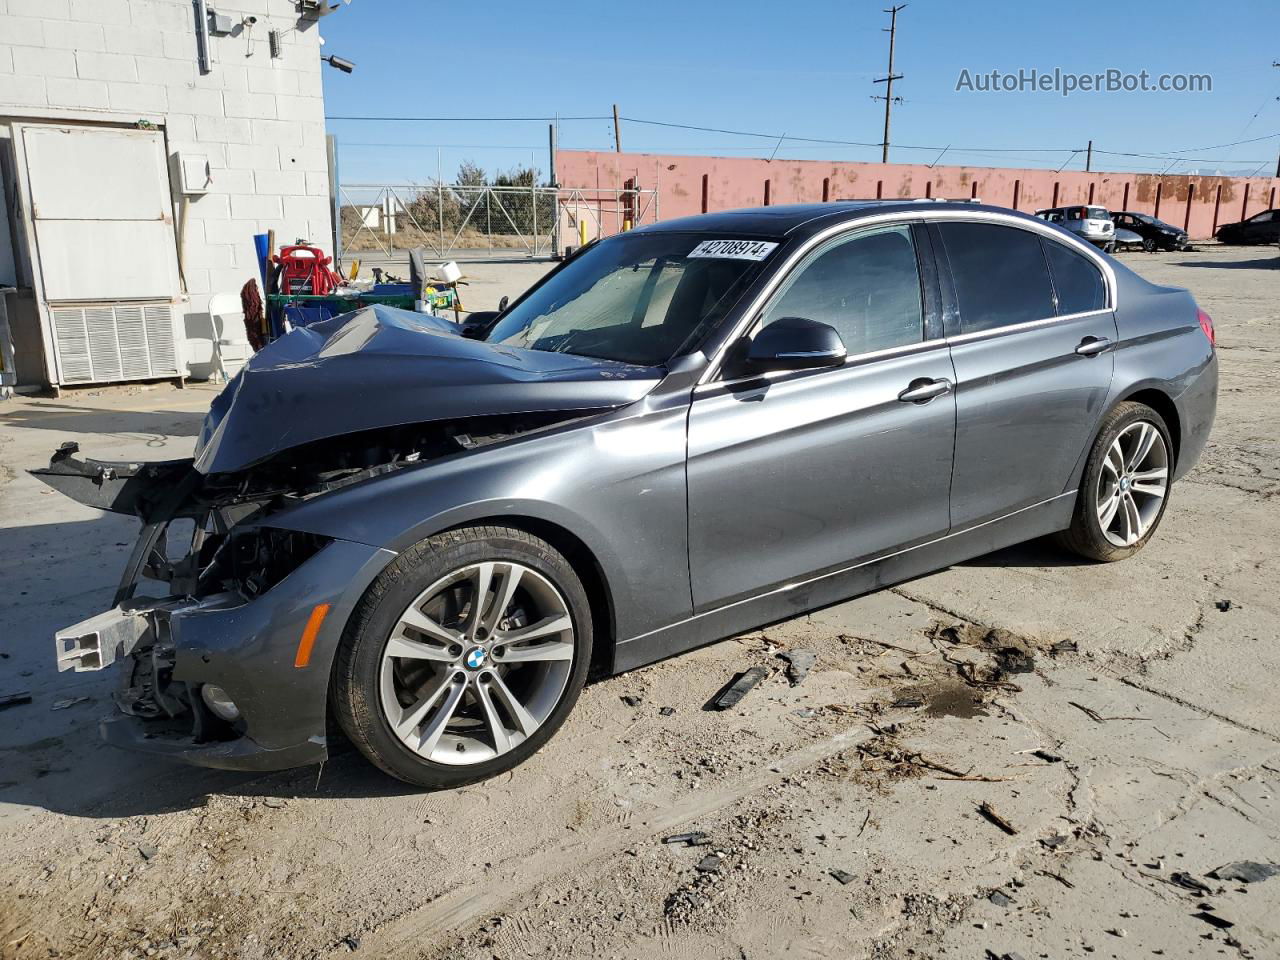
(51, 538), (395, 773)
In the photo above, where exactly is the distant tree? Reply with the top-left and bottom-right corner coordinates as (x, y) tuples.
(456, 160), (487, 187)
(493, 165), (541, 188)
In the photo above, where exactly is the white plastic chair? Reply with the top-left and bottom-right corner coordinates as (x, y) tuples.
(207, 292), (254, 383)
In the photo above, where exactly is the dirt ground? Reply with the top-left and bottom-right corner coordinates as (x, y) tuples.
(1, 246), (1277, 960)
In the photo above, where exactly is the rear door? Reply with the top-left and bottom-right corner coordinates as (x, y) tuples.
(933, 220), (1117, 528)
(686, 222), (956, 609)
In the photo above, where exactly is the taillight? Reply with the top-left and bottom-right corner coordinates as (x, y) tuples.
(1197, 308), (1215, 347)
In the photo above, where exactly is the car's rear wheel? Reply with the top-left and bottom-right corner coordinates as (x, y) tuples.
(1057, 402), (1173, 562)
(332, 525), (592, 788)
(1141, 237), (1157, 253)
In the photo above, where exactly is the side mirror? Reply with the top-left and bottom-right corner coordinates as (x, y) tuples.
(459, 310), (500, 339)
(743, 317), (846, 373)
(498, 295), (509, 312)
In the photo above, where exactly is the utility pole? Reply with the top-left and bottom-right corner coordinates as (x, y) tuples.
(612, 103), (622, 153)
(873, 5), (906, 164)
(1085, 139), (1093, 172)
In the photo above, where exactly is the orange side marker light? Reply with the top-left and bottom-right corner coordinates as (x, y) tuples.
(294, 603), (331, 668)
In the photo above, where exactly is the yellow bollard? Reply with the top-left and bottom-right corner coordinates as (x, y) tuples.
(623, 219), (632, 232)
(579, 218), (588, 248)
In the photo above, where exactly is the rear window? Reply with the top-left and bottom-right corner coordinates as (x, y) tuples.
(1043, 240), (1106, 315)
(939, 222), (1055, 333)
(1086, 207), (1109, 221)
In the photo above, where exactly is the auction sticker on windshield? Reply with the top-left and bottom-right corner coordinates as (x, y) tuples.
(687, 239), (779, 261)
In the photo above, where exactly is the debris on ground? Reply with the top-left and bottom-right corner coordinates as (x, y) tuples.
(1068, 700), (1151, 723)
(988, 889), (1013, 907)
(978, 802), (1018, 835)
(50, 696), (90, 711)
(707, 666), (769, 710)
(1208, 861), (1280, 884)
(778, 649), (817, 686)
(1193, 910), (1234, 929)
(0, 691), (32, 711)
(620, 695), (642, 707)
(695, 854), (722, 873)
(1215, 599), (1233, 612)
(891, 696), (924, 709)
(993, 646), (1035, 675)
(1031, 749), (1064, 763)
(830, 869), (855, 885)
(341, 935), (361, 951)
(1169, 871), (1214, 894)
(792, 707), (818, 719)
(1050, 640), (1079, 656)
(137, 844), (158, 861)
(659, 706), (676, 716)
(662, 832), (710, 847)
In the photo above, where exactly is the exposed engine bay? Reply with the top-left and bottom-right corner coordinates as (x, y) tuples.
(36, 410), (585, 743)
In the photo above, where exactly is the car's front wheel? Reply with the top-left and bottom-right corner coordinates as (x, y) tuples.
(1058, 402), (1173, 562)
(1141, 237), (1157, 253)
(332, 525), (592, 788)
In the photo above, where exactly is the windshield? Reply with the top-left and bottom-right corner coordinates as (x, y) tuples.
(484, 232), (777, 366)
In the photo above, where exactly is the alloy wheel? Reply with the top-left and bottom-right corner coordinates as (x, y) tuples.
(379, 561), (576, 765)
(1095, 421), (1169, 547)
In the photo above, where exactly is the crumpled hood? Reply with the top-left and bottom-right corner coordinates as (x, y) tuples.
(193, 304), (662, 475)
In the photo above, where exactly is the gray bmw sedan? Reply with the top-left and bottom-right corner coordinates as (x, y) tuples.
(39, 201), (1217, 787)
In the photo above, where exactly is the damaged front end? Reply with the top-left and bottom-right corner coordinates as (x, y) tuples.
(34, 412), (582, 769)
(35, 303), (660, 770)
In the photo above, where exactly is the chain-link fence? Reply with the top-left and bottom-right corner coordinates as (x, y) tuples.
(337, 184), (659, 261)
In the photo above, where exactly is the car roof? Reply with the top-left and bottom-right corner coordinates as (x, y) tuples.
(630, 200), (1043, 239)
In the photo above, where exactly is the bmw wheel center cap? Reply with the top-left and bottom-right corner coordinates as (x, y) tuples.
(464, 646), (487, 670)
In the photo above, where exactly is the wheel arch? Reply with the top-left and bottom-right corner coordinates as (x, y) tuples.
(1116, 387), (1181, 467)
(1063, 385), (1182, 498)
(438, 515), (618, 682)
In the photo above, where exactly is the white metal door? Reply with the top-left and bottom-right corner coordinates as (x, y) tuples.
(15, 123), (183, 384)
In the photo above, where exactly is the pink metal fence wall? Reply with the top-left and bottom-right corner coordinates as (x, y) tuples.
(558, 150), (1280, 240)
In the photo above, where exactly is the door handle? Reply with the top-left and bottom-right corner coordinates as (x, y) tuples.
(897, 377), (952, 403)
(1075, 336), (1112, 357)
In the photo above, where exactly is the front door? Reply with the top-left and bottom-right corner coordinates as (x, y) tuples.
(933, 220), (1118, 528)
(686, 223), (956, 610)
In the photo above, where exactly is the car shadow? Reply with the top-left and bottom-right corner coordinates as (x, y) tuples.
(957, 535), (1095, 569)
(1174, 257), (1279, 270)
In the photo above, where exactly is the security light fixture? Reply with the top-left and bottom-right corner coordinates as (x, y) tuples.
(324, 54), (355, 73)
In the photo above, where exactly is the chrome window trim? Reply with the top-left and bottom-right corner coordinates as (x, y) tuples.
(699, 208), (1118, 385)
(945, 307), (1114, 347)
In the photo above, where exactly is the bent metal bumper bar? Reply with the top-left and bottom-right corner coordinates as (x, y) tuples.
(55, 604), (154, 672)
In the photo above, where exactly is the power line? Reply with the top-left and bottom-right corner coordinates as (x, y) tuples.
(325, 115), (609, 122)
(325, 111), (1280, 167)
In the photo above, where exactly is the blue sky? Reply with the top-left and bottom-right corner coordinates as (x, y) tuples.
(320, 0), (1280, 185)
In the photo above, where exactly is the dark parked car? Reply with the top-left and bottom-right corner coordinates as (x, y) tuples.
(1215, 208), (1280, 245)
(39, 203), (1218, 788)
(1111, 211), (1189, 252)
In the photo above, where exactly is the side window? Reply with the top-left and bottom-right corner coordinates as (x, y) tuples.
(760, 225), (924, 356)
(1043, 239), (1106, 315)
(938, 222), (1055, 333)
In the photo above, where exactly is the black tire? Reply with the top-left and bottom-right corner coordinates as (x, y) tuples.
(1141, 237), (1157, 253)
(1057, 402), (1173, 562)
(331, 525), (593, 788)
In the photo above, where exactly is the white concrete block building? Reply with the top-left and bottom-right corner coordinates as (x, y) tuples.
(0, 0), (341, 389)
